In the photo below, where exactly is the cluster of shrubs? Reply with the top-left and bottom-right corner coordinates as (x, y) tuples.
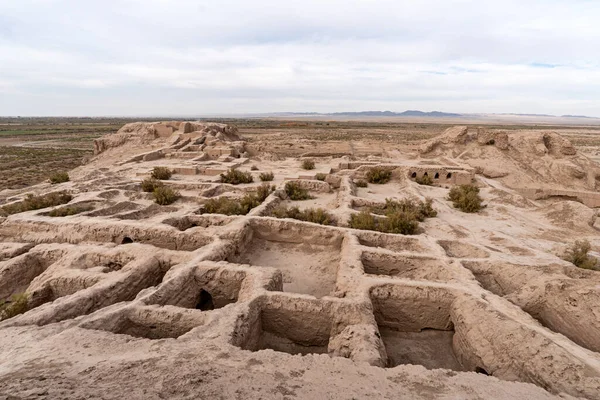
(140, 178), (180, 205)
(301, 159), (315, 170)
(200, 184), (274, 216)
(1, 191), (72, 216)
(448, 184), (484, 213)
(0, 293), (28, 321)
(563, 240), (599, 270)
(354, 179), (368, 188)
(259, 172), (274, 182)
(151, 166), (173, 180)
(415, 174), (434, 186)
(285, 181), (313, 200)
(220, 168), (254, 184)
(366, 167), (392, 184)
(349, 198), (437, 235)
(271, 206), (334, 226)
(48, 203), (93, 217)
(49, 171), (69, 184)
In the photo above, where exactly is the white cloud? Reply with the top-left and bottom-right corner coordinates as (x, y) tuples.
(0, 0), (599, 116)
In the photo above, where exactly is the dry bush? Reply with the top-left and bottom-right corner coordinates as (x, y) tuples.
(259, 172), (274, 182)
(415, 174), (433, 186)
(563, 240), (599, 270)
(48, 204), (93, 217)
(366, 167), (392, 184)
(271, 206), (334, 225)
(349, 198), (437, 235)
(251, 165), (259, 171)
(377, 198), (437, 221)
(153, 186), (180, 205)
(354, 179), (368, 188)
(349, 210), (379, 231)
(201, 184), (274, 215)
(301, 159), (315, 170)
(220, 168), (254, 184)
(0, 293), (29, 321)
(448, 184), (484, 213)
(285, 181), (312, 200)
(151, 166), (173, 180)
(315, 173), (327, 181)
(141, 178), (163, 193)
(49, 171), (69, 184)
(1, 191), (72, 215)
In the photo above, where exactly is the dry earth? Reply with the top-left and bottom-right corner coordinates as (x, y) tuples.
(1, 120), (600, 399)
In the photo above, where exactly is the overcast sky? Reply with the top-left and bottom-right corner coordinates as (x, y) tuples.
(1, 0), (599, 116)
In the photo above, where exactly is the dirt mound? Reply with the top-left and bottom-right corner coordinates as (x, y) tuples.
(94, 121), (242, 155)
(419, 126), (600, 191)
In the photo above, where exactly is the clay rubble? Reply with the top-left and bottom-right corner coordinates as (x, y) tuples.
(0, 121), (600, 399)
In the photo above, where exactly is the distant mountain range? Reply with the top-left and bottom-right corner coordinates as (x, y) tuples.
(270, 110), (599, 119)
(275, 110), (462, 118)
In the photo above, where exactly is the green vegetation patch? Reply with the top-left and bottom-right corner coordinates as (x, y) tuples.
(151, 166), (173, 180)
(48, 203), (94, 217)
(349, 198), (437, 235)
(271, 206), (335, 226)
(200, 184), (274, 215)
(0, 293), (29, 321)
(153, 186), (180, 205)
(301, 159), (316, 170)
(366, 167), (392, 184)
(415, 174), (433, 186)
(1, 191), (72, 215)
(285, 181), (313, 200)
(49, 171), (70, 184)
(448, 184), (484, 213)
(563, 240), (599, 270)
(259, 171), (274, 182)
(220, 168), (254, 185)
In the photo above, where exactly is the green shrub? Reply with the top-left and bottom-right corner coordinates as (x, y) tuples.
(141, 178), (163, 193)
(349, 198), (437, 235)
(415, 174), (434, 186)
(448, 185), (484, 213)
(48, 204), (93, 217)
(366, 167), (392, 184)
(315, 173), (327, 181)
(255, 183), (275, 202)
(383, 212), (420, 235)
(259, 172), (275, 182)
(220, 168), (254, 184)
(151, 166), (173, 180)
(285, 181), (312, 200)
(354, 179), (368, 188)
(301, 159), (315, 170)
(203, 197), (247, 215)
(0, 293), (29, 321)
(563, 240), (599, 270)
(349, 211), (379, 231)
(1, 191), (72, 215)
(378, 198), (437, 221)
(201, 184), (274, 215)
(251, 165), (259, 171)
(271, 206), (334, 225)
(153, 186), (180, 205)
(49, 171), (69, 184)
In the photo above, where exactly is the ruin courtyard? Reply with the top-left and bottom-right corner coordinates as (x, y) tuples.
(1, 120), (600, 399)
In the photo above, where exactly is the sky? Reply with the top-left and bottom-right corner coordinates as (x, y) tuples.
(1, 0), (599, 117)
